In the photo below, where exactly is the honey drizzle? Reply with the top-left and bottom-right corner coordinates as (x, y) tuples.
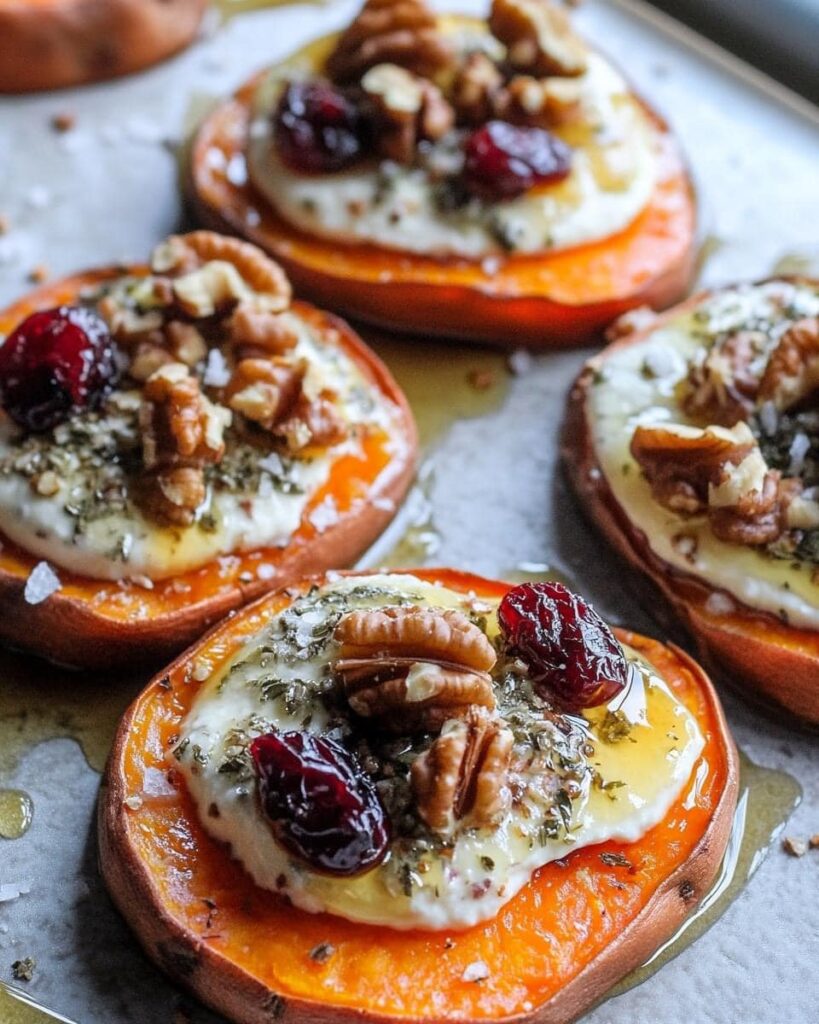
(0, 789), (33, 840)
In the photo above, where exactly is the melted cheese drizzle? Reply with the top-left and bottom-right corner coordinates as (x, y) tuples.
(586, 280), (819, 629)
(246, 22), (658, 259)
(176, 573), (704, 930)
(0, 308), (397, 581)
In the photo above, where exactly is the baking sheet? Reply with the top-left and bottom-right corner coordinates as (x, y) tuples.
(1, 1), (818, 1021)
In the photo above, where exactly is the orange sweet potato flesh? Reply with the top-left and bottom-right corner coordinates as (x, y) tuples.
(189, 67), (697, 348)
(0, 273), (417, 668)
(562, 280), (819, 726)
(99, 569), (738, 1024)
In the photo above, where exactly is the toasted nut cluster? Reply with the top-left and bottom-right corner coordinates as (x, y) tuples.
(631, 421), (791, 546)
(326, 0), (454, 84)
(411, 707), (514, 833)
(679, 331), (762, 427)
(758, 317), (819, 412)
(489, 0), (588, 78)
(139, 362), (231, 526)
(362, 63), (454, 163)
(334, 606), (497, 732)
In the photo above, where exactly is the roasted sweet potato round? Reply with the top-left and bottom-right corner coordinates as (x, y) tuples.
(99, 568), (738, 1024)
(0, 271), (417, 668)
(187, 19), (697, 348)
(563, 280), (819, 725)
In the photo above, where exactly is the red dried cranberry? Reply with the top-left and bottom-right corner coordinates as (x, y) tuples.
(463, 121), (572, 201)
(250, 730), (389, 876)
(498, 582), (628, 709)
(274, 81), (369, 174)
(0, 305), (116, 432)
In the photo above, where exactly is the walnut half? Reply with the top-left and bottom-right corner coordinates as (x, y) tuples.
(411, 707), (514, 834)
(361, 62), (454, 164)
(489, 0), (588, 78)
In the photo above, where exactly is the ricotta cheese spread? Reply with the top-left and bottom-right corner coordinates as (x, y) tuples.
(247, 26), (659, 259)
(586, 280), (819, 629)
(175, 572), (704, 930)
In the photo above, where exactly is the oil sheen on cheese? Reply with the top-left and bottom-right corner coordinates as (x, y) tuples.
(586, 280), (819, 629)
(247, 23), (658, 259)
(175, 573), (704, 930)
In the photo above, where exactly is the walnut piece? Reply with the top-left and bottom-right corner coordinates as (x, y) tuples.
(496, 73), (584, 127)
(631, 421), (788, 546)
(757, 317), (819, 412)
(139, 362), (231, 525)
(228, 303), (299, 356)
(361, 63), (454, 163)
(450, 52), (505, 125)
(334, 606), (497, 732)
(129, 321), (208, 383)
(150, 231), (291, 312)
(489, 0), (588, 78)
(326, 0), (453, 84)
(679, 331), (761, 427)
(411, 707), (513, 833)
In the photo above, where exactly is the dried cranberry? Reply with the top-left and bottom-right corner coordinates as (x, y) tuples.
(463, 121), (572, 201)
(498, 582), (628, 709)
(274, 81), (369, 174)
(0, 305), (116, 432)
(250, 730), (389, 876)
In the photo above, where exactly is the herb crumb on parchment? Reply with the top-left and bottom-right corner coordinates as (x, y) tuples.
(11, 956), (36, 981)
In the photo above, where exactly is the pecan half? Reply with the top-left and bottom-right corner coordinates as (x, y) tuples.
(411, 707), (513, 833)
(632, 421), (788, 546)
(489, 0), (588, 78)
(326, 0), (454, 84)
(334, 606), (497, 732)
(139, 362), (231, 525)
(758, 317), (819, 412)
(361, 63), (454, 163)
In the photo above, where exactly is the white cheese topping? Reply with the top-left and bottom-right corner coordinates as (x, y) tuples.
(247, 29), (658, 259)
(175, 572), (704, 930)
(586, 280), (819, 629)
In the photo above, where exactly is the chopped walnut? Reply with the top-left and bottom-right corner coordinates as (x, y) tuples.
(228, 303), (299, 355)
(139, 362), (231, 525)
(326, 0), (454, 84)
(362, 63), (454, 163)
(450, 52), (505, 125)
(631, 421), (791, 546)
(226, 357), (306, 431)
(411, 707), (514, 833)
(129, 321), (208, 383)
(275, 390), (347, 452)
(496, 74), (583, 128)
(334, 606), (497, 732)
(489, 0), (588, 78)
(758, 317), (819, 412)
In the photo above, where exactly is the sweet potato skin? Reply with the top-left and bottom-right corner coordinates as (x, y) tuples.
(0, 272), (417, 669)
(0, 0), (207, 93)
(187, 46), (697, 348)
(562, 280), (819, 726)
(99, 568), (738, 1024)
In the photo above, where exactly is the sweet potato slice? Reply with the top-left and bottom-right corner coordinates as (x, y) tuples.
(0, 272), (417, 668)
(99, 568), (738, 1024)
(187, 23), (696, 348)
(563, 280), (819, 725)
(0, 0), (206, 92)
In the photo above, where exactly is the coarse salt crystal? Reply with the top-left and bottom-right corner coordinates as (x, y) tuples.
(507, 349), (533, 376)
(462, 961), (490, 983)
(24, 561), (60, 604)
(26, 185), (51, 209)
(372, 496), (395, 512)
(257, 563), (276, 581)
(123, 795), (143, 811)
(788, 432), (811, 476)
(705, 591), (735, 616)
(310, 496), (338, 534)
(758, 401), (778, 437)
(203, 347), (231, 387)
(259, 452), (284, 476)
(192, 658), (213, 681)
